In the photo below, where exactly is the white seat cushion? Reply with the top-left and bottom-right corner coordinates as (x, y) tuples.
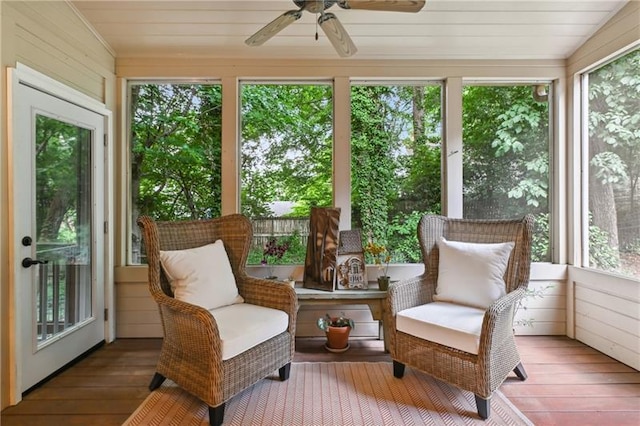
(396, 302), (486, 355)
(209, 303), (289, 360)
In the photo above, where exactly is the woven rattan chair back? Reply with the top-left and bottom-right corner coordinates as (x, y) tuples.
(418, 215), (534, 296)
(138, 214), (252, 300)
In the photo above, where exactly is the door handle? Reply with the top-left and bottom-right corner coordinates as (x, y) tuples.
(22, 257), (49, 268)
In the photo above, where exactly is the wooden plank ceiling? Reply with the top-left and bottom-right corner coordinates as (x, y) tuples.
(70, 0), (630, 60)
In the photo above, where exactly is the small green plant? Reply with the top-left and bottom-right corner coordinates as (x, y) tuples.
(316, 312), (355, 331)
(514, 285), (553, 327)
(364, 241), (392, 277)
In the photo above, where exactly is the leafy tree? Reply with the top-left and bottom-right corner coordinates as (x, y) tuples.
(240, 84), (333, 218)
(351, 85), (442, 261)
(588, 48), (640, 263)
(463, 85), (550, 218)
(351, 86), (400, 245)
(130, 84), (223, 261)
(131, 84), (223, 221)
(399, 85), (442, 215)
(35, 116), (90, 246)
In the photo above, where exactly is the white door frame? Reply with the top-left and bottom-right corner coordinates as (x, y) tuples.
(6, 63), (114, 404)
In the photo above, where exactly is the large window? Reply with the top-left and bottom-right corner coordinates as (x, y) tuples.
(463, 84), (552, 262)
(240, 83), (333, 265)
(583, 48), (640, 279)
(129, 83), (223, 263)
(351, 83), (442, 263)
(126, 79), (560, 267)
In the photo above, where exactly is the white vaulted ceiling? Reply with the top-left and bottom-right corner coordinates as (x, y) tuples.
(70, 0), (630, 60)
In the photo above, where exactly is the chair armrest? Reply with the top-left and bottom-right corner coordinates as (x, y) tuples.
(153, 294), (225, 394)
(385, 274), (433, 316)
(477, 287), (527, 357)
(383, 274), (433, 358)
(236, 275), (299, 333)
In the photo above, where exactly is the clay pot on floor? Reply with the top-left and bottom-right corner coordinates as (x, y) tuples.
(325, 325), (351, 350)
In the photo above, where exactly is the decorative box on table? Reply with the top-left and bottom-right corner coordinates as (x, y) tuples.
(335, 229), (367, 290)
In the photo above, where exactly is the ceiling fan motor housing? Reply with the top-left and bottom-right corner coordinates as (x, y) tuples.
(248, 0), (426, 57)
(293, 0), (338, 13)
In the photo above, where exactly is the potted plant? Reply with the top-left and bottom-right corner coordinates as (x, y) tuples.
(317, 312), (355, 352)
(261, 237), (290, 279)
(364, 241), (392, 290)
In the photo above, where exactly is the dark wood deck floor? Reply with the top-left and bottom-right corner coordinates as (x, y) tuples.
(1, 336), (639, 425)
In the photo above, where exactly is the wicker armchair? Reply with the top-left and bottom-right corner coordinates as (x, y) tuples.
(384, 215), (533, 420)
(137, 215), (298, 426)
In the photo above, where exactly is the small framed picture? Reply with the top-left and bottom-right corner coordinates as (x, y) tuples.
(335, 230), (367, 290)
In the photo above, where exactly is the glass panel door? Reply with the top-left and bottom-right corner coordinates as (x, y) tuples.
(34, 115), (93, 345)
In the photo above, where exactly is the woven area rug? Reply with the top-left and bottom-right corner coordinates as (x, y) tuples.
(123, 362), (532, 426)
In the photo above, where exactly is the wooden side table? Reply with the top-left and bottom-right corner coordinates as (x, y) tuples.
(295, 284), (388, 349)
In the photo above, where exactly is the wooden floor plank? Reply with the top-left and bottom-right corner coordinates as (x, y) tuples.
(0, 415), (128, 426)
(1, 335), (639, 426)
(500, 383), (640, 397)
(509, 395), (640, 411)
(521, 362), (636, 374)
(511, 372), (640, 385)
(526, 411), (640, 426)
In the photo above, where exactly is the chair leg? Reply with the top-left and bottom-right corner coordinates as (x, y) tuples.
(148, 372), (166, 391)
(279, 362), (291, 381)
(393, 361), (405, 378)
(209, 404), (225, 426)
(513, 362), (528, 381)
(474, 395), (490, 420)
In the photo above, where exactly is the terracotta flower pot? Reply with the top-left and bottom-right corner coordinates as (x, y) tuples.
(325, 325), (351, 350)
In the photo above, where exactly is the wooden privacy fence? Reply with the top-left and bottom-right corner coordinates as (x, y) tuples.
(251, 217), (310, 249)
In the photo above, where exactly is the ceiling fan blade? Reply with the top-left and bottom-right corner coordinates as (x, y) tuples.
(318, 13), (358, 58)
(338, 0), (426, 13)
(245, 10), (302, 46)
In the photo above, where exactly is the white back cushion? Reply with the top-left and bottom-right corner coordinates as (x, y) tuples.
(160, 240), (244, 310)
(433, 237), (514, 309)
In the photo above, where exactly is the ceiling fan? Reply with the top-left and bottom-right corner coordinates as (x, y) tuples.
(245, 0), (426, 58)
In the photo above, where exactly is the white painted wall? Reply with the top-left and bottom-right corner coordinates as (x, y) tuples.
(563, 1), (640, 370)
(568, 268), (640, 370)
(116, 263), (569, 339)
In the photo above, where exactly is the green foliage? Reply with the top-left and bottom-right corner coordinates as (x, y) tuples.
(247, 232), (306, 265)
(240, 84), (333, 218)
(351, 85), (442, 251)
(131, 84), (223, 221)
(317, 312), (354, 331)
(590, 152), (628, 184)
(587, 49), (640, 265)
(463, 85), (550, 222)
(589, 221), (620, 271)
(514, 285), (553, 327)
(130, 65), (640, 273)
(351, 86), (399, 243)
(387, 210), (433, 263)
(531, 213), (550, 262)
